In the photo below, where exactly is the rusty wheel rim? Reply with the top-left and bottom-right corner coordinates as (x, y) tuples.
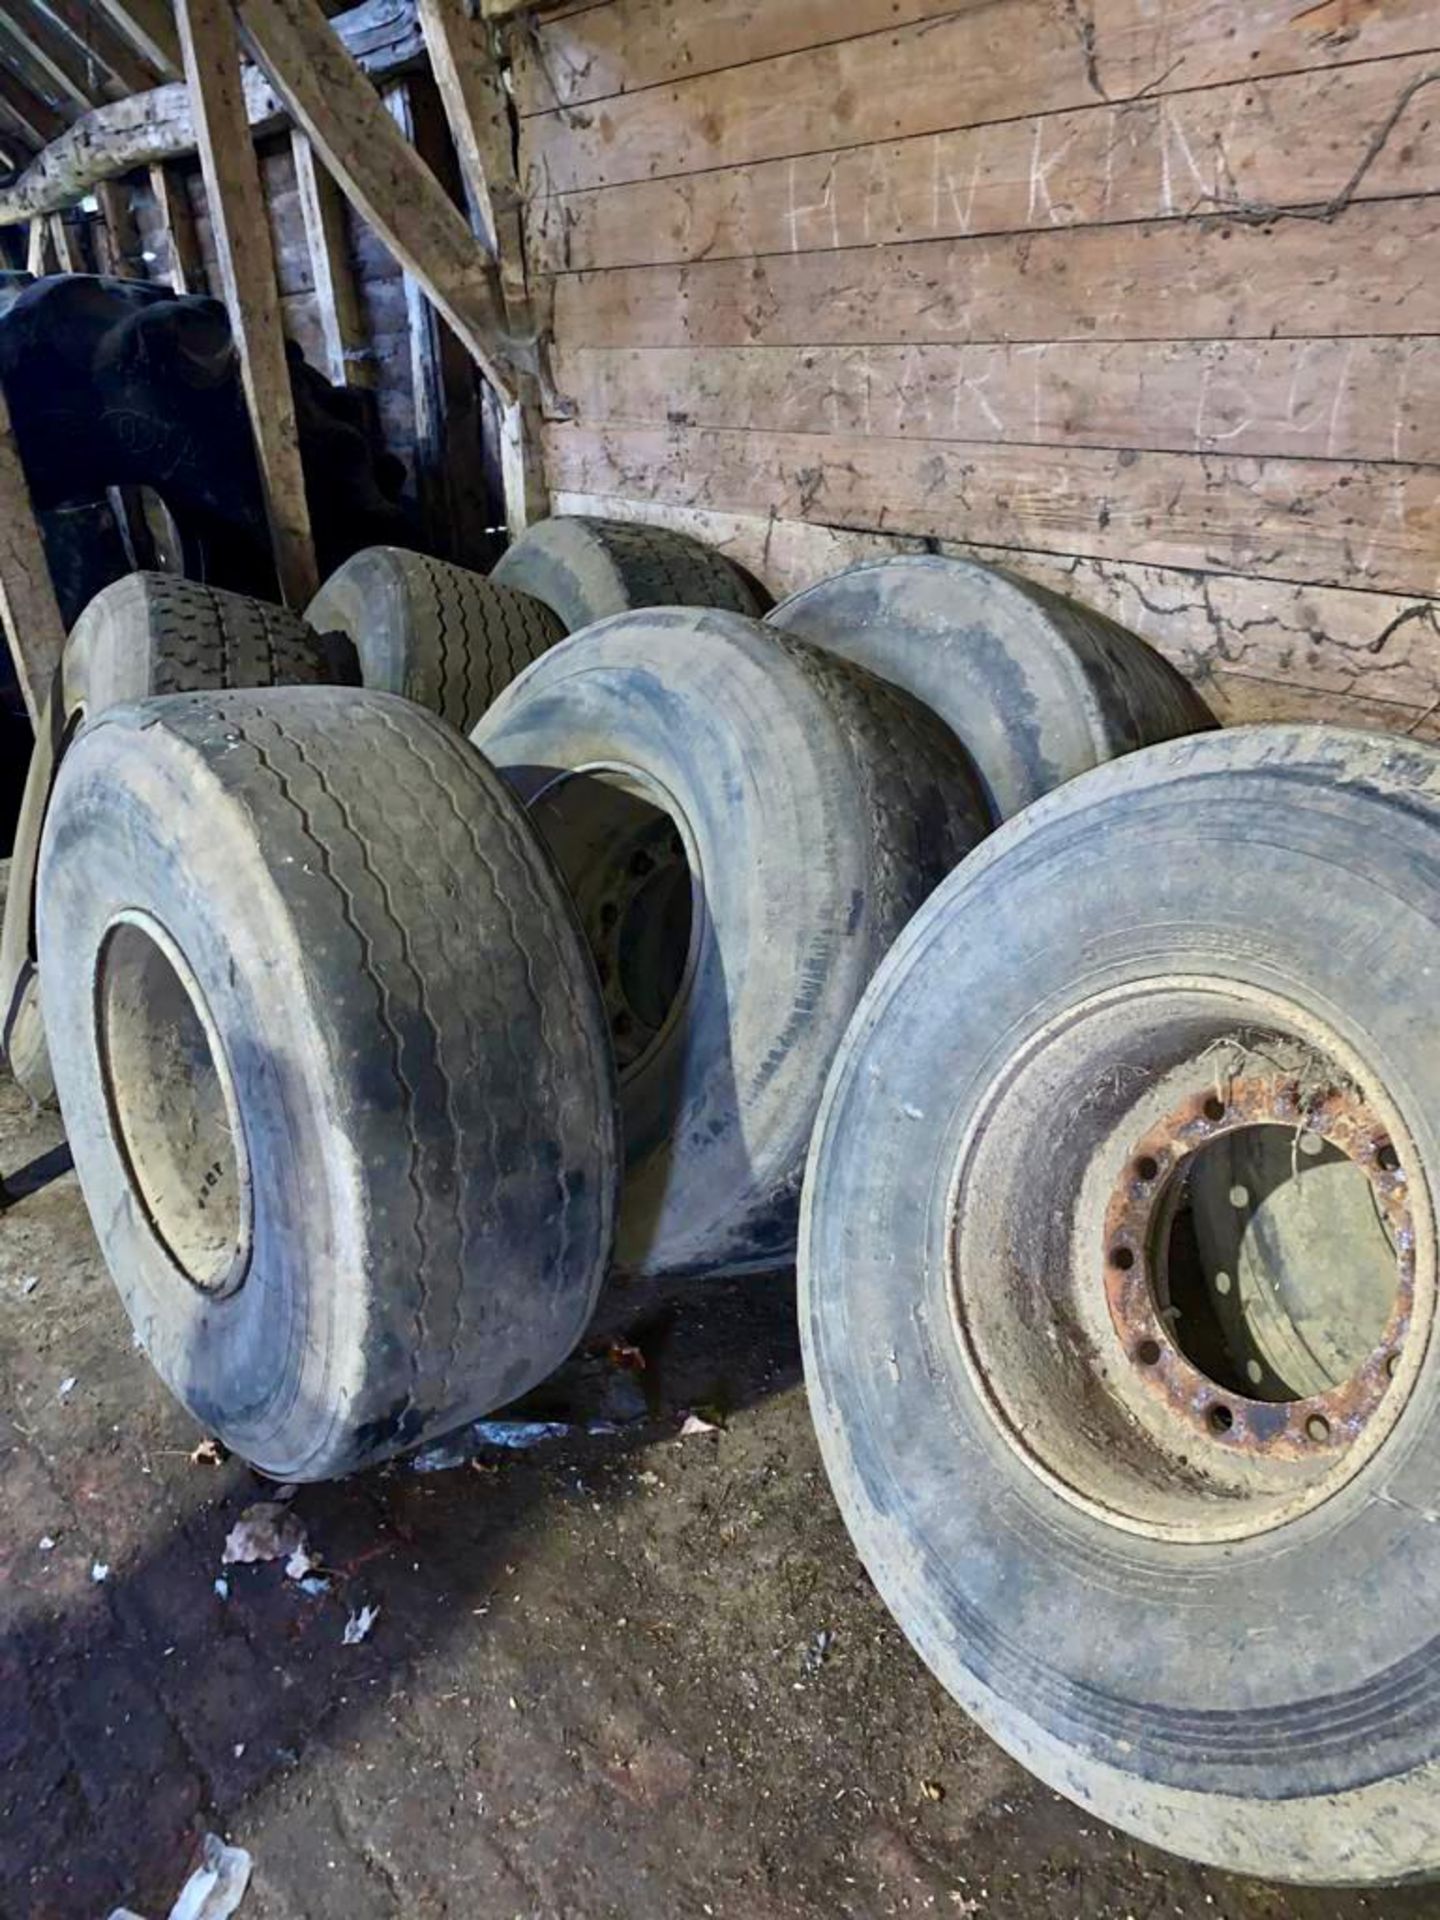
(1103, 1073), (1414, 1460)
(945, 977), (1436, 1544)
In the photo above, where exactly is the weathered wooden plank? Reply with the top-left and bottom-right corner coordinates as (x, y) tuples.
(148, 160), (204, 291)
(552, 198), (1440, 350)
(26, 0), (160, 94)
(0, 0), (427, 226)
(532, 52), (1440, 273)
(518, 0), (1440, 193)
(515, 0), (1440, 117)
(0, 63), (65, 149)
(178, 0), (318, 606)
(550, 489), (1440, 726)
(0, 381), (67, 728)
(417, 0), (545, 534)
(0, 5), (109, 112)
(554, 337), (1440, 467)
(1197, 671), (1440, 742)
(546, 423), (1440, 598)
(290, 130), (371, 386)
(90, 0), (182, 79)
(234, 0), (524, 406)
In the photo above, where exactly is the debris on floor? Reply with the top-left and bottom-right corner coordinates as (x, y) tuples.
(106, 1832), (252, 1920)
(679, 1412), (719, 1436)
(411, 1418), (575, 1471)
(341, 1603), (380, 1645)
(220, 1502), (308, 1570)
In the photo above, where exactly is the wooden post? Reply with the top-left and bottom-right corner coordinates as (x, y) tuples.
(233, 0), (524, 407)
(0, 384), (66, 728)
(384, 78), (492, 560)
(415, 0), (545, 538)
(176, 0), (317, 606)
(290, 130), (371, 389)
(96, 178), (143, 277)
(47, 210), (85, 272)
(25, 217), (51, 276)
(148, 161), (204, 293)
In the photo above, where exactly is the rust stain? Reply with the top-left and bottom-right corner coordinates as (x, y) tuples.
(1100, 1074), (1413, 1463)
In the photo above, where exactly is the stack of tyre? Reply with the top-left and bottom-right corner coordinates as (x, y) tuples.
(12, 518), (1438, 1886)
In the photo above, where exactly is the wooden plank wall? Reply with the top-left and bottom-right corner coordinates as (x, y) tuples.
(516, 0), (1440, 739)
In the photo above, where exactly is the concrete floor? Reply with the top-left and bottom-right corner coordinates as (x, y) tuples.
(0, 1064), (1424, 1920)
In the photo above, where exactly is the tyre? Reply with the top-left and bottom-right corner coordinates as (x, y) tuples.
(39, 686), (618, 1480)
(490, 515), (767, 631)
(473, 607), (987, 1276)
(1, 574), (344, 1108)
(801, 725), (1440, 1883)
(306, 546), (564, 733)
(768, 554), (1214, 823)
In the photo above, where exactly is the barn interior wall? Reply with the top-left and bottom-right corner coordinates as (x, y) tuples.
(515, 0), (1440, 739)
(104, 76), (495, 562)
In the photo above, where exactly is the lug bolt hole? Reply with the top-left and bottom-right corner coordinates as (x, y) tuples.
(1134, 1155), (1159, 1182)
(1305, 1414), (1332, 1443)
(1207, 1404), (1234, 1434)
(1203, 1097), (1226, 1122)
(1111, 1245), (1135, 1272)
(1377, 1142), (1401, 1173)
(1135, 1338), (1161, 1366)
(1386, 1351), (1400, 1379)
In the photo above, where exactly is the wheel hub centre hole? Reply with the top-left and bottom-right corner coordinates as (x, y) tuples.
(98, 918), (244, 1292)
(530, 770), (697, 1077)
(1155, 1123), (1398, 1402)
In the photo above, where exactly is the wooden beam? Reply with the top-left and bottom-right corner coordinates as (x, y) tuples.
(415, 0), (544, 534)
(290, 129), (371, 388)
(89, 0), (182, 79)
(0, 6), (106, 112)
(0, 383), (67, 728)
(26, 0), (158, 94)
(0, 0), (426, 227)
(147, 160), (203, 292)
(95, 177), (143, 277)
(0, 103), (42, 167)
(0, 64), (65, 149)
(234, 0), (525, 406)
(176, 0), (317, 606)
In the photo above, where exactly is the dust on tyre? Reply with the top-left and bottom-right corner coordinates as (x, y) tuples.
(474, 606), (986, 1276)
(768, 553), (1213, 823)
(306, 546), (564, 732)
(40, 686), (618, 1479)
(802, 725), (1440, 1883)
(491, 515), (767, 631)
(0, 573), (337, 1107)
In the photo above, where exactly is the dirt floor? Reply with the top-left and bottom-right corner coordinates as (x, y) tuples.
(0, 1065), (1428, 1920)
